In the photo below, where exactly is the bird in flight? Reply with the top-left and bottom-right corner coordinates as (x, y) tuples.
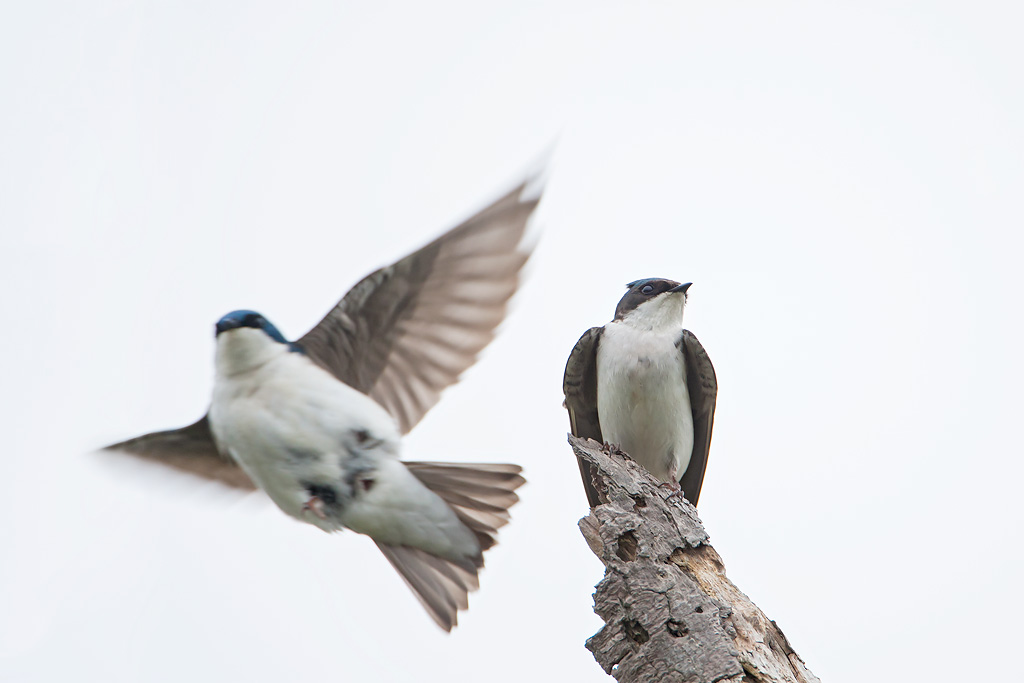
(105, 179), (541, 631)
(563, 278), (717, 507)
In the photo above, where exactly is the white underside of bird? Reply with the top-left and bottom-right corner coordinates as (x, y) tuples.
(596, 296), (694, 483)
(209, 327), (480, 566)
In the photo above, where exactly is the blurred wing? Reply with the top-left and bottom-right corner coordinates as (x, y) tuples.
(563, 327), (604, 507)
(102, 415), (256, 490)
(678, 330), (717, 506)
(298, 180), (541, 434)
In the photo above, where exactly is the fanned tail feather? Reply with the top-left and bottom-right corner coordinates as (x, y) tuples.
(374, 542), (480, 632)
(404, 462), (525, 551)
(376, 461), (525, 631)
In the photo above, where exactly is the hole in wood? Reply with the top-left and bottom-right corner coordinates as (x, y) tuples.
(666, 619), (689, 637)
(622, 618), (650, 644)
(615, 530), (638, 562)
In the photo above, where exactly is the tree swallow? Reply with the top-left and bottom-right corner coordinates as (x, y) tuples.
(104, 180), (540, 631)
(563, 278), (717, 507)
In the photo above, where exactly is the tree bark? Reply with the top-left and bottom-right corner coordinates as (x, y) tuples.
(572, 436), (820, 683)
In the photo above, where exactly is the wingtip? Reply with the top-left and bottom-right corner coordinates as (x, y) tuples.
(518, 164), (550, 206)
(521, 139), (558, 198)
(503, 143), (555, 206)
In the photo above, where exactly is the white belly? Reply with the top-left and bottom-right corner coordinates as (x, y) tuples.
(596, 323), (693, 482)
(209, 352), (401, 531)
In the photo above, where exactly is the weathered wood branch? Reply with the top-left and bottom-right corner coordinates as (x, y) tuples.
(572, 436), (820, 683)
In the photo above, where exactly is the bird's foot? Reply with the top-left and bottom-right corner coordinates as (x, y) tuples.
(658, 481), (686, 502)
(302, 495), (328, 520)
(601, 442), (624, 456)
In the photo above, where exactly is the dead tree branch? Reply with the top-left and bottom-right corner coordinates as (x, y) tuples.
(572, 436), (820, 683)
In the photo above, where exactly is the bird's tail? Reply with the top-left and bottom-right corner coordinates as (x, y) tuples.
(374, 462), (525, 631)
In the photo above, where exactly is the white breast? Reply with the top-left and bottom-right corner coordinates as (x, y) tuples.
(596, 322), (693, 483)
(209, 339), (401, 530)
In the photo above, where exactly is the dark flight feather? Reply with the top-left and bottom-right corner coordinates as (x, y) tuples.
(677, 330), (717, 506)
(298, 181), (538, 434)
(562, 327), (604, 507)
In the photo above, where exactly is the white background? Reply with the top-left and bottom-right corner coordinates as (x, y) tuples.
(2, 2), (1022, 682)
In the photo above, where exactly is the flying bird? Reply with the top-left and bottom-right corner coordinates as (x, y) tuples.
(104, 180), (540, 631)
(563, 278), (717, 507)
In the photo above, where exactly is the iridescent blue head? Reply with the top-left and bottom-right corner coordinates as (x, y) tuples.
(214, 310), (289, 344)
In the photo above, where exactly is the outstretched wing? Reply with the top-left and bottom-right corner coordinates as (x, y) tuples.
(298, 180), (541, 434)
(102, 416), (255, 490)
(678, 329), (717, 506)
(563, 326), (604, 507)
(102, 178), (540, 480)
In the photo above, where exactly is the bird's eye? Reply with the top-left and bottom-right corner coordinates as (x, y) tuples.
(641, 285), (654, 294)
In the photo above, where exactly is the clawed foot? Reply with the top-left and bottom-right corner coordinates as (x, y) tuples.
(601, 442), (624, 455)
(659, 481), (686, 502)
(302, 495), (328, 520)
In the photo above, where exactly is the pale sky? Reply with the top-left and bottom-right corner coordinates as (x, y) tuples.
(2, 2), (1022, 682)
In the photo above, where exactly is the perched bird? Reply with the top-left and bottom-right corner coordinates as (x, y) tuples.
(563, 278), (717, 507)
(104, 181), (540, 631)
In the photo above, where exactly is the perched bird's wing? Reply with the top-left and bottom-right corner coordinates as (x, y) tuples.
(379, 461), (525, 631)
(298, 181), (540, 434)
(102, 416), (255, 490)
(678, 330), (717, 506)
(563, 327), (604, 507)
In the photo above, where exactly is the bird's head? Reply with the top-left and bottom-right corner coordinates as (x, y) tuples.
(214, 310), (299, 374)
(613, 278), (692, 330)
(215, 310), (288, 343)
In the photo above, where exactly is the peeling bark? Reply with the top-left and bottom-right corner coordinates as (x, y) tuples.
(572, 436), (820, 683)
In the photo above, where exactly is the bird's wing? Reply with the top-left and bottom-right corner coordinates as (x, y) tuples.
(102, 415), (256, 490)
(297, 180), (540, 434)
(563, 326), (604, 507)
(678, 330), (717, 506)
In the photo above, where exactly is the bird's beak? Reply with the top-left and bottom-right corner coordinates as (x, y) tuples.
(670, 282), (693, 294)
